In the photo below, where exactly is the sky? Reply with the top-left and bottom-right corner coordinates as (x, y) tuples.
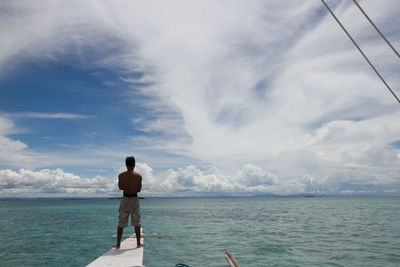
(0, 0), (399, 197)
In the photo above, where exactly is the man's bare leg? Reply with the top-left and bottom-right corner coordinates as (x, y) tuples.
(114, 227), (123, 249)
(135, 226), (144, 248)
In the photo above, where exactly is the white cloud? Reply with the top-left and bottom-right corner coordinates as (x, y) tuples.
(0, 168), (117, 197)
(136, 163), (399, 196)
(102, 0), (400, 181)
(0, 116), (31, 168)
(0, 114), (102, 169)
(0, 0), (399, 195)
(2, 163), (398, 197)
(237, 164), (278, 187)
(11, 112), (92, 119)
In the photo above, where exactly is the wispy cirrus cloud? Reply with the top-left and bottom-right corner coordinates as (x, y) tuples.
(9, 112), (92, 119)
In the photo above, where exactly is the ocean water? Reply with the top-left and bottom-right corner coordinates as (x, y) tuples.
(0, 197), (399, 266)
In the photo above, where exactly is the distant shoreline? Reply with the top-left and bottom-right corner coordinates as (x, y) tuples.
(1, 194), (399, 201)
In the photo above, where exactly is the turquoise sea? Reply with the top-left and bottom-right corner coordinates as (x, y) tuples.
(0, 197), (399, 266)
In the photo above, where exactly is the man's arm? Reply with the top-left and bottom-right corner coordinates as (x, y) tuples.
(137, 175), (142, 192)
(118, 174), (123, 190)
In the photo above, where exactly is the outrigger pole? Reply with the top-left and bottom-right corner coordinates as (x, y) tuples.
(352, 0), (399, 58)
(320, 0), (400, 104)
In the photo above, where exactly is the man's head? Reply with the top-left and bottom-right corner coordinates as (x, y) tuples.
(125, 156), (135, 169)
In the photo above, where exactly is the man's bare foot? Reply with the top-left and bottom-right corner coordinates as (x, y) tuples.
(137, 244), (145, 248)
(114, 244), (120, 249)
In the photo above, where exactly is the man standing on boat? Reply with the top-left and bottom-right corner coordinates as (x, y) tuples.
(114, 156), (145, 249)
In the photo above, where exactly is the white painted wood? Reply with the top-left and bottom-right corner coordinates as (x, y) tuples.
(225, 249), (240, 267)
(86, 237), (144, 267)
(225, 256), (235, 267)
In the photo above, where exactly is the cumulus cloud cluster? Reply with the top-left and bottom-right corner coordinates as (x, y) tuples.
(0, 168), (116, 197)
(2, 163), (399, 197)
(0, 0), (399, 196)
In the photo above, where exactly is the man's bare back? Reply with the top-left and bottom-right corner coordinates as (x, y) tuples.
(115, 156), (144, 249)
(118, 171), (142, 195)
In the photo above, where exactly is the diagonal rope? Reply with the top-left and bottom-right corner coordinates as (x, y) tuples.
(320, 0), (400, 104)
(352, 0), (400, 58)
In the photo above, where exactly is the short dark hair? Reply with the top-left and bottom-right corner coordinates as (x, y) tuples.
(125, 156), (135, 167)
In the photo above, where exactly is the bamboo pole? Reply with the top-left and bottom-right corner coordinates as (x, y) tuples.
(225, 249), (240, 267)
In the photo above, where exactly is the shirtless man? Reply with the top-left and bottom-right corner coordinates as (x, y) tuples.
(114, 156), (145, 249)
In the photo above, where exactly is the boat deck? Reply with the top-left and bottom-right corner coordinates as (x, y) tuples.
(86, 237), (144, 267)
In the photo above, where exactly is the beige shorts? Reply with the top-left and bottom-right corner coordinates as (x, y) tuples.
(118, 197), (141, 228)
